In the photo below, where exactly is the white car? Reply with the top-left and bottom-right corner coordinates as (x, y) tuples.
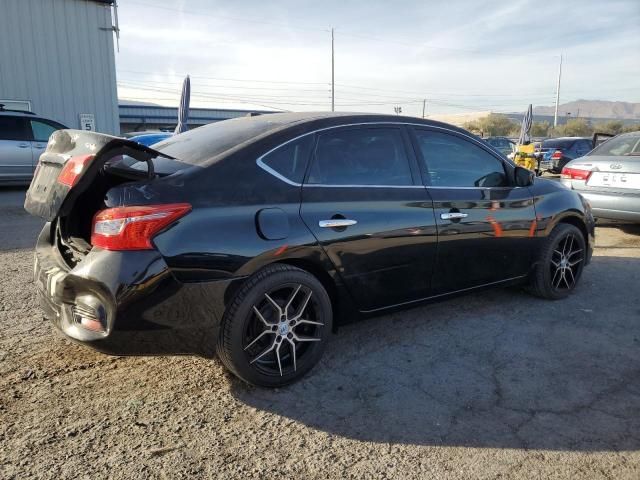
(0, 107), (66, 185)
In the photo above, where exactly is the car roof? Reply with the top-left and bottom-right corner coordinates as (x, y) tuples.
(152, 111), (481, 168)
(547, 136), (590, 140)
(0, 110), (36, 117)
(215, 111), (474, 136)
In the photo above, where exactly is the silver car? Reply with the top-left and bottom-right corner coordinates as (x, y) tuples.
(0, 108), (66, 185)
(561, 131), (640, 222)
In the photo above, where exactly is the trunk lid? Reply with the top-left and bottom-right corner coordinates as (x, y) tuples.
(24, 129), (170, 221)
(568, 155), (640, 194)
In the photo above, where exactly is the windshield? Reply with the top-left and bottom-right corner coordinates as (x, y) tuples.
(542, 139), (578, 149)
(151, 115), (285, 166)
(487, 138), (512, 148)
(589, 132), (640, 156)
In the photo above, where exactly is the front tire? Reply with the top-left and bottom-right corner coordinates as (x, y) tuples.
(216, 264), (332, 387)
(527, 223), (586, 300)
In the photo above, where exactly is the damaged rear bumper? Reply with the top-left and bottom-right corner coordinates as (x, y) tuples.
(34, 223), (237, 357)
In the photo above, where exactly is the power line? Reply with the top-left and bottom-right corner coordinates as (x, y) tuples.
(125, 0), (329, 33)
(118, 69), (329, 86)
(118, 78), (330, 94)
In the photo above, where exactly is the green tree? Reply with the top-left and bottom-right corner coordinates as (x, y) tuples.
(531, 121), (550, 137)
(463, 113), (519, 137)
(593, 120), (624, 135)
(622, 124), (640, 133)
(551, 118), (593, 137)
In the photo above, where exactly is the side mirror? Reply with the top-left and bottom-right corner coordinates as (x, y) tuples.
(514, 166), (534, 187)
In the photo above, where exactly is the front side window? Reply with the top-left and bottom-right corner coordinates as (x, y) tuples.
(30, 119), (61, 142)
(261, 135), (313, 184)
(0, 116), (30, 141)
(414, 129), (508, 188)
(307, 127), (413, 186)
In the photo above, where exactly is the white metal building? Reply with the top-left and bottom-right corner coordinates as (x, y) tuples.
(0, 0), (119, 134)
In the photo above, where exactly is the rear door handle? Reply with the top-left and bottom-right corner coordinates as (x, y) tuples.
(18, 143), (30, 148)
(319, 219), (357, 228)
(440, 212), (468, 220)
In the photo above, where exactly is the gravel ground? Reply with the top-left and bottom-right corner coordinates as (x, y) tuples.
(1, 188), (639, 479)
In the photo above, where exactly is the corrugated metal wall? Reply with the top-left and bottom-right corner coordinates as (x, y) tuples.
(0, 0), (119, 134)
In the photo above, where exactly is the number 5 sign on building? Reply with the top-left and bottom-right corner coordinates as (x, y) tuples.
(79, 113), (96, 131)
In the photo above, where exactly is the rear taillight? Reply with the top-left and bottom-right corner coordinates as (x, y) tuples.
(561, 167), (592, 181)
(551, 150), (563, 160)
(57, 154), (95, 187)
(91, 203), (191, 250)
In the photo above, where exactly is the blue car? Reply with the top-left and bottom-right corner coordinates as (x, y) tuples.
(128, 132), (172, 146)
(539, 137), (593, 173)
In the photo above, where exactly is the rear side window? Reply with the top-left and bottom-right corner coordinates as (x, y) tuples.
(414, 129), (508, 188)
(0, 116), (30, 141)
(30, 119), (62, 142)
(261, 135), (313, 184)
(307, 127), (413, 186)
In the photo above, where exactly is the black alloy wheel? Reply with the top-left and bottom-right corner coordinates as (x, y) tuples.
(216, 264), (332, 387)
(528, 223), (586, 300)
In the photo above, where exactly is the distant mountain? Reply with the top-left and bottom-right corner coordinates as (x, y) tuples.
(534, 100), (640, 120)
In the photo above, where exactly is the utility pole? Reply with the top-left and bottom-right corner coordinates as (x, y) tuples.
(422, 99), (426, 118)
(331, 28), (335, 112)
(553, 54), (562, 127)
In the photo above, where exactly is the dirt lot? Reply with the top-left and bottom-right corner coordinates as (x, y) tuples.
(1, 188), (639, 479)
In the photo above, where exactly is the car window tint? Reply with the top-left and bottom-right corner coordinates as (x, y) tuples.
(415, 130), (508, 188)
(576, 140), (592, 153)
(0, 116), (30, 141)
(261, 135), (313, 183)
(307, 128), (412, 186)
(542, 139), (577, 149)
(30, 120), (60, 142)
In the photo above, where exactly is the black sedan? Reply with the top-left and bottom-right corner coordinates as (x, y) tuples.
(25, 113), (595, 387)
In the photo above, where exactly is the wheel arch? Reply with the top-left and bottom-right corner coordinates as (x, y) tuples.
(555, 212), (589, 246)
(274, 258), (341, 324)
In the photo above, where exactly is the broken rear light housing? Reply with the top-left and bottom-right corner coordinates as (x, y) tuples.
(58, 154), (95, 187)
(91, 203), (192, 250)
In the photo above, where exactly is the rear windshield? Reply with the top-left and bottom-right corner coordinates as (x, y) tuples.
(487, 138), (512, 147)
(542, 139), (577, 149)
(589, 132), (640, 156)
(151, 115), (286, 166)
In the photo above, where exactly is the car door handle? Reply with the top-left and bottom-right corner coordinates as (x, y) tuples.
(319, 219), (357, 228)
(18, 143), (30, 148)
(440, 212), (468, 220)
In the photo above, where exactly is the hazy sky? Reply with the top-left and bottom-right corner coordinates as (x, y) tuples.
(115, 0), (640, 116)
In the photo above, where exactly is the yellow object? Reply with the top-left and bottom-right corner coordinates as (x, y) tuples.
(514, 143), (537, 171)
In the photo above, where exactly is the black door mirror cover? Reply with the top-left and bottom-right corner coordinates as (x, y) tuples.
(514, 166), (534, 187)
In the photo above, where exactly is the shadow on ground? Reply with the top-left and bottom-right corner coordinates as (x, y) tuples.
(233, 255), (640, 451)
(0, 187), (43, 250)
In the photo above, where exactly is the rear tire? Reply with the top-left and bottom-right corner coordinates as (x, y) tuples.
(527, 223), (586, 300)
(216, 264), (332, 387)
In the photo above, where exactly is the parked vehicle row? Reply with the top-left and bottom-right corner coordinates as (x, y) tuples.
(25, 112), (595, 386)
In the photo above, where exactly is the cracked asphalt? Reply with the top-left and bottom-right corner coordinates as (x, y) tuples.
(1, 187), (639, 479)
